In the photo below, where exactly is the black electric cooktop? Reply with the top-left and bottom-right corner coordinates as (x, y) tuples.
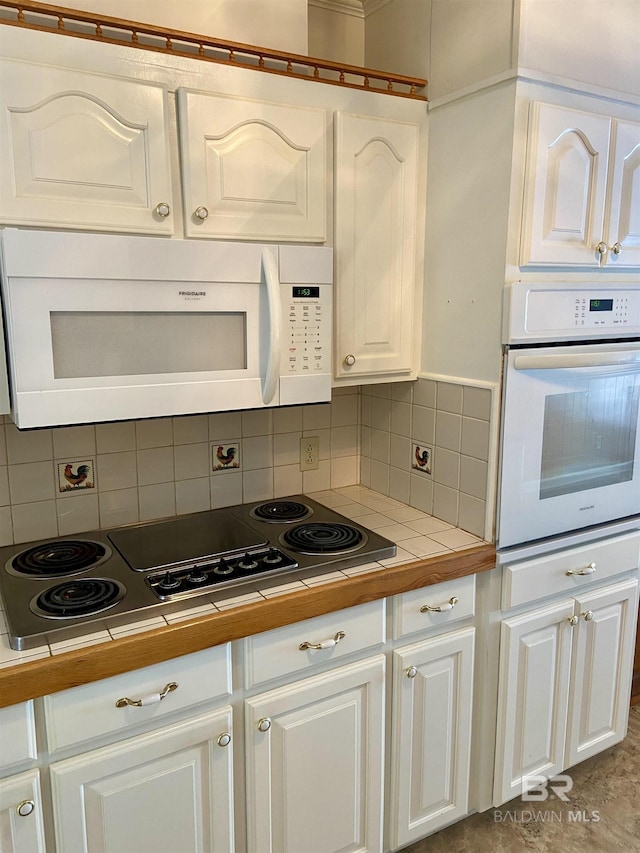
(0, 496), (396, 650)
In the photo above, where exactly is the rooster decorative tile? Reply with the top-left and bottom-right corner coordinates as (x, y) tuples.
(412, 444), (432, 475)
(212, 441), (240, 472)
(57, 459), (95, 493)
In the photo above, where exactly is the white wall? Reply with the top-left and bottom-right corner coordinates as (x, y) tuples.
(58, 0), (309, 54)
(308, 2), (364, 65)
(517, 0), (640, 96)
(364, 0), (430, 80)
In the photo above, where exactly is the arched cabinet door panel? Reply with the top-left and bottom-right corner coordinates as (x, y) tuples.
(0, 59), (174, 234)
(521, 101), (640, 268)
(334, 111), (422, 383)
(177, 88), (326, 242)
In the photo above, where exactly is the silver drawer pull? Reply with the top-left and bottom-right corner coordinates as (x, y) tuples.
(115, 681), (178, 708)
(299, 630), (346, 651)
(566, 562), (596, 576)
(420, 596), (459, 613)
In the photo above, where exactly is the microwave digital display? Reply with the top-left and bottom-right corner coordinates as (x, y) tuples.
(589, 299), (613, 312)
(292, 286), (320, 299)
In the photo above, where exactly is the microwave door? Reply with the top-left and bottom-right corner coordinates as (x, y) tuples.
(498, 342), (640, 548)
(3, 253), (278, 428)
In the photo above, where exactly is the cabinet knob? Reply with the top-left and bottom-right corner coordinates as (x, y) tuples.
(582, 610), (594, 622)
(420, 596), (459, 613)
(154, 202), (171, 218)
(568, 615), (579, 626)
(343, 354), (356, 367)
(16, 800), (35, 817)
(406, 665), (418, 679)
(566, 562), (596, 577)
(299, 630), (345, 651)
(217, 732), (232, 748)
(596, 241), (608, 255)
(115, 681), (178, 708)
(610, 242), (622, 255)
(257, 717), (272, 732)
(194, 206), (209, 221)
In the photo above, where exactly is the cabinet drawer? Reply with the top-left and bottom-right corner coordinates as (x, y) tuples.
(393, 575), (476, 639)
(502, 531), (640, 610)
(244, 600), (385, 688)
(44, 643), (231, 753)
(0, 701), (37, 773)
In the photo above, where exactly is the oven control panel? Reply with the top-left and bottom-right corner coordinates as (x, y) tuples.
(504, 282), (640, 343)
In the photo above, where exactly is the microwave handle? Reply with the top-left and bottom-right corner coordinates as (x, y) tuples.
(261, 247), (282, 405)
(514, 348), (640, 371)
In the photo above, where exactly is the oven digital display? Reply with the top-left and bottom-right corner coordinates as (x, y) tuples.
(292, 286), (319, 299)
(589, 299), (613, 312)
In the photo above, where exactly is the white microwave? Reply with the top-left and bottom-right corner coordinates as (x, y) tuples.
(0, 229), (333, 428)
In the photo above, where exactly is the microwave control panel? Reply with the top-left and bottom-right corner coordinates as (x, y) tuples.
(504, 282), (640, 343)
(284, 284), (332, 374)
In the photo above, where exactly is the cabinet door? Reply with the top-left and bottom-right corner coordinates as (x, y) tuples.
(520, 102), (611, 266)
(493, 600), (574, 806)
(567, 578), (639, 767)
(177, 89), (326, 241)
(50, 707), (234, 853)
(606, 119), (640, 266)
(334, 112), (420, 381)
(0, 770), (46, 853)
(0, 60), (174, 234)
(389, 627), (475, 849)
(245, 656), (385, 853)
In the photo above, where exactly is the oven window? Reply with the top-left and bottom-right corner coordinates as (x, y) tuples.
(540, 381), (639, 500)
(50, 312), (247, 378)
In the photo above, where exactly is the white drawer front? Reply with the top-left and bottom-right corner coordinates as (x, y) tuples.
(393, 575), (476, 639)
(44, 644), (232, 753)
(244, 600), (386, 688)
(0, 701), (37, 773)
(502, 531), (640, 610)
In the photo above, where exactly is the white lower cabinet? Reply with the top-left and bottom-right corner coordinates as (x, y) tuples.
(50, 706), (234, 853)
(245, 656), (386, 853)
(0, 769), (46, 853)
(494, 577), (639, 805)
(388, 627), (475, 849)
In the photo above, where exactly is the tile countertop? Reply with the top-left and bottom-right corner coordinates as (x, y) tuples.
(0, 486), (495, 707)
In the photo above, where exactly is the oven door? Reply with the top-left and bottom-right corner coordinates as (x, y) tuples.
(498, 340), (640, 548)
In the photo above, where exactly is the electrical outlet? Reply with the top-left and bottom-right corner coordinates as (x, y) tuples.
(300, 435), (319, 471)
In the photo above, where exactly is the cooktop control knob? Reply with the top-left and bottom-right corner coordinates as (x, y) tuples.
(239, 553), (258, 570)
(157, 572), (180, 591)
(187, 568), (207, 584)
(264, 548), (283, 565)
(214, 558), (234, 576)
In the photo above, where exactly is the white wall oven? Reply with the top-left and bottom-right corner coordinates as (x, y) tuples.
(0, 228), (333, 428)
(498, 281), (640, 550)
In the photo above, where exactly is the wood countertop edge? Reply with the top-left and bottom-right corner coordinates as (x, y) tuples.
(1, 544), (495, 707)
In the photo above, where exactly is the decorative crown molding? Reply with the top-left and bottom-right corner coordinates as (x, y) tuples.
(308, 0), (365, 18)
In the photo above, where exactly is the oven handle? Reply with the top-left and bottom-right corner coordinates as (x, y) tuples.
(514, 348), (640, 372)
(261, 247), (282, 406)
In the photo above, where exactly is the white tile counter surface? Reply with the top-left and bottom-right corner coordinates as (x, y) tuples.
(0, 486), (485, 669)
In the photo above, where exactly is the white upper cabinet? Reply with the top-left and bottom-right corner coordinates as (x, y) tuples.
(0, 59), (174, 235)
(334, 112), (422, 383)
(521, 102), (640, 267)
(177, 89), (326, 242)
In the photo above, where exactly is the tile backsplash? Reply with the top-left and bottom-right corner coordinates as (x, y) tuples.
(360, 378), (493, 538)
(0, 389), (360, 546)
(0, 379), (494, 546)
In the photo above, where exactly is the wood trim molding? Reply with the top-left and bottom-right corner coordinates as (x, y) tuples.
(0, 0), (427, 99)
(0, 545), (494, 707)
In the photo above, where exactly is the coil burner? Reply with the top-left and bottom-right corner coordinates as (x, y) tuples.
(6, 540), (111, 578)
(250, 500), (312, 523)
(281, 522), (366, 555)
(30, 578), (125, 619)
